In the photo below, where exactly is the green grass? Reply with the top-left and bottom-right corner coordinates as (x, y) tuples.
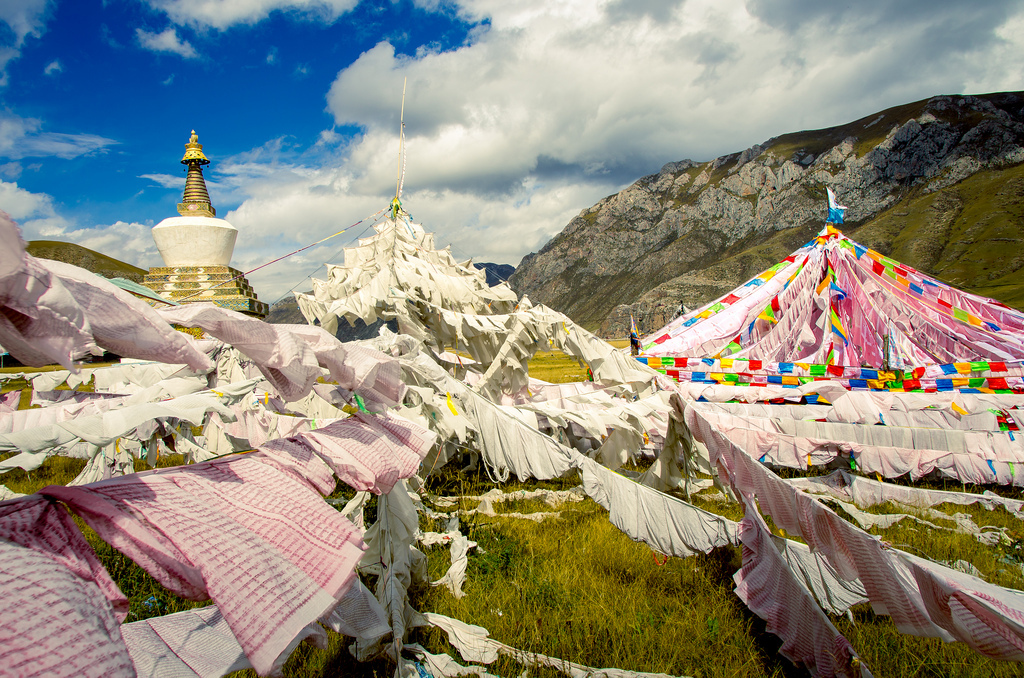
(848, 162), (1024, 308)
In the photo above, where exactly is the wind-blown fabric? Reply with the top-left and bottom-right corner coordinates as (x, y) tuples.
(41, 455), (366, 675)
(787, 469), (1024, 519)
(0, 390), (244, 475)
(297, 412), (436, 495)
(39, 259), (215, 373)
(120, 606), (251, 678)
(0, 393), (434, 676)
(734, 502), (871, 678)
(0, 212), (97, 369)
(158, 304), (405, 407)
(158, 304), (324, 401)
(684, 402), (1024, 487)
(0, 496), (133, 677)
(399, 349), (576, 481)
(576, 454), (737, 557)
(682, 394), (1024, 660)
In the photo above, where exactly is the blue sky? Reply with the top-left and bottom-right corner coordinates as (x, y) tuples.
(3, 0), (1024, 303)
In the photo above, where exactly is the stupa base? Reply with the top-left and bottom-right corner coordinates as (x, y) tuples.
(142, 265), (269, 319)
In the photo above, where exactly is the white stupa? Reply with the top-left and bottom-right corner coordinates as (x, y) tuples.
(142, 131), (268, 317)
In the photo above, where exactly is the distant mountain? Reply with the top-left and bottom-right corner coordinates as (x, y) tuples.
(27, 240), (147, 282)
(473, 262), (515, 287)
(265, 295), (307, 325)
(509, 92), (1024, 338)
(265, 293), (398, 341)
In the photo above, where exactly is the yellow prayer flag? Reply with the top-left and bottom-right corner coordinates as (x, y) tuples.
(951, 401), (969, 416)
(447, 392), (459, 416)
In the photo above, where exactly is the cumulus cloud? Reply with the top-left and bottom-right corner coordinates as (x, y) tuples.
(0, 179), (71, 239)
(59, 221), (162, 269)
(194, 0), (1024, 302)
(311, 0), (1024, 262)
(136, 27), (199, 59)
(24, 0), (1024, 306)
(142, 0), (358, 30)
(0, 112), (118, 160)
(43, 59), (60, 75)
(0, 179), (159, 270)
(327, 0), (1024, 193)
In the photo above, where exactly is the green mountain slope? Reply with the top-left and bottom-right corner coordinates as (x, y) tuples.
(27, 240), (148, 283)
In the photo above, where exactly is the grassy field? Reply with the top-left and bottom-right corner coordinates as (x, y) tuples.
(4, 351), (1024, 677)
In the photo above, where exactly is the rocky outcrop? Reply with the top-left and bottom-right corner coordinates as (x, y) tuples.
(509, 92), (1024, 337)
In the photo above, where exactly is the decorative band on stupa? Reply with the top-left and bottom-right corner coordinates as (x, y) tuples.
(141, 130), (268, 318)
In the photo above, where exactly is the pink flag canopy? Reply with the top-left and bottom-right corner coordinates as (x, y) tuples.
(639, 225), (1024, 370)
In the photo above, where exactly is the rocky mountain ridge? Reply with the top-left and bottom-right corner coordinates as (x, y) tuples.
(509, 92), (1024, 337)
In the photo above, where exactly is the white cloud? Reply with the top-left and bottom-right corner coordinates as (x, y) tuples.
(326, 0), (1024, 195)
(0, 0), (53, 85)
(182, 0), (1024, 303)
(0, 179), (159, 270)
(43, 59), (60, 75)
(0, 0), (50, 47)
(136, 27), (199, 59)
(313, 0), (1024, 259)
(58, 221), (162, 269)
(143, 0), (358, 30)
(28, 0), (1024, 306)
(140, 173), (183, 189)
(0, 112), (118, 160)
(266, 46), (278, 64)
(0, 179), (70, 239)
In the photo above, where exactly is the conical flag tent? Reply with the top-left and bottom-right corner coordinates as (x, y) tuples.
(636, 201), (1024, 394)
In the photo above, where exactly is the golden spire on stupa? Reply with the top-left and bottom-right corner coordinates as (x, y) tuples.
(177, 130), (216, 217)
